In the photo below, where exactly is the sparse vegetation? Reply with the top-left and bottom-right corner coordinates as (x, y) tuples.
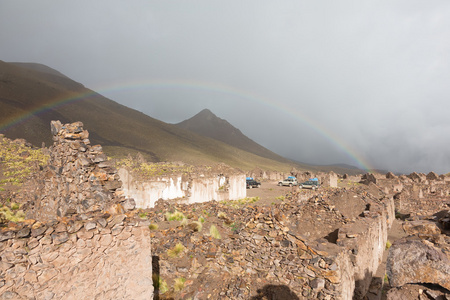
(221, 197), (260, 208)
(385, 240), (392, 250)
(174, 277), (186, 292)
(153, 275), (168, 294)
(165, 210), (186, 221)
(0, 137), (49, 189)
(209, 225), (221, 239)
(190, 221), (203, 232)
(148, 223), (159, 230)
(116, 158), (193, 178)
(0, 206), (26, 223)
(167, 243), (185, 258)
(217, 211), (227, 219)
(198, 216), (205, 223)
(275, 195), (285, 201)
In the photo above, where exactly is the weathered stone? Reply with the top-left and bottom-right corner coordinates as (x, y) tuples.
(84, 221), (97, 231)
(122, 198), (136, 211)
(0, 231), (15, 242)
(51, 232), (69, 245)
(387, 238), (450, 290)
(16, 227), (31, 238)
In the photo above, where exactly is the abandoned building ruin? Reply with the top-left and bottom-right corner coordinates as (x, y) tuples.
(0, 121), (448, 299)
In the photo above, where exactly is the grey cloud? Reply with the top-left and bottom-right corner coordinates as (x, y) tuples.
(1, 0), (450, 173)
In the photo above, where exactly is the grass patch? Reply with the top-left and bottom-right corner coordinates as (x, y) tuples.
(385, 240), (392, 250)
(148, 223), (159, 230)
(116, 158), (193, 178)
(153, 275), (169, 294)
(275, 196), (285, 201)
(0, 206), (25, 223)
(174, 277), (186, 292)
(222, 197), (260, 208)
(198, 216), (205, 223)
(209, 225), (221, 239)
(0, 137), (49, 189)
(190, 221), (203, 232)
(167, 243), (185, 258)
(165, 210), (186, 221)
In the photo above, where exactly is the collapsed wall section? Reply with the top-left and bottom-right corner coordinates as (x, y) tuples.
(0, 215), (153, 299)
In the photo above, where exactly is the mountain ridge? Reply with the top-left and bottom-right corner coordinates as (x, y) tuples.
(0, 61), (298, 172)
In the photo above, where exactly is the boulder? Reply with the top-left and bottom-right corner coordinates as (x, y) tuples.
(386, 237), (450, 290)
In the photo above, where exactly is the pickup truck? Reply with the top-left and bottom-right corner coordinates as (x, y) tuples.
(278, 177), (298, 187)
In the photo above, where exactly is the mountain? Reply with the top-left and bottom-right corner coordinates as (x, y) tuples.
(176, 109), (291, 163)
(0, 60), (297, 171)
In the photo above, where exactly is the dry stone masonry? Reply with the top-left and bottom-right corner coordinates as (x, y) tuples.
(29, 121), (135, 221)
(0, 213), (153, 299)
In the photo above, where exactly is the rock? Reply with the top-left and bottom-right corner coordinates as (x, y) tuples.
(360, 173), (376, 185)
(403, 220), (442, 236)
(51, 232), (69, 245)
(122, 198), (136, 211)
(386, 237), (450, 290)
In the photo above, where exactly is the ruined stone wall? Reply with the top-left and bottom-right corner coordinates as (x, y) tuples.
(0, 215), (153, 299)
(29, 121), (134, 221)
(119, 168), (246, 208)
(336, 196), (395, 298)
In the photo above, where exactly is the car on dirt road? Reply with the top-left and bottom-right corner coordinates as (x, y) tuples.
(299, 180), (320, 190)
(278, 177), (298, 187)
(246, 178), (261, 189)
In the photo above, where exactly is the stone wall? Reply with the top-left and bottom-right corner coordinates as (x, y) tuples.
(0, 214), (153, 299)
(28, 121), (135, 221)
(119, 168), (246, 208)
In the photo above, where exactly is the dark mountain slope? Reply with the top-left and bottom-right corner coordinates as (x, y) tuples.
(176, 109), (291, 163)
(0, 61), (296, 171)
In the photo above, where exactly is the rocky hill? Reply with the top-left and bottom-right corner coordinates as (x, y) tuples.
(176, 109), (290, 163)
(0, 61), (297, 171)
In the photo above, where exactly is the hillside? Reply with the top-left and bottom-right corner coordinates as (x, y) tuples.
(0, 60), (297, 171)
(176, 109), (292, 163)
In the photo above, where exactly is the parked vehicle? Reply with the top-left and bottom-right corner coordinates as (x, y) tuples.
(299, 180), (320, 190)
(246, 178), (261, 189)
(278, 176), (298, 187)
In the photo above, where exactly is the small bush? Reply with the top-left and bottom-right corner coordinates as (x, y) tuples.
(218, 211), (227, 219)
(180, 217), (188, 227)
(174, 277), (186, 292)
(385, 240), (392, 250)
(167, 243), (185, 258)
(153, 276), (168, 294)
(10, 203), (19, 210)
(198, 216), (205, 223)
(138, 212), (148, 219)
(190, 221), (203, 232)
(148, 223), (159, 230)
(210, 225), (221, 239)
(165, 210), (186, 221)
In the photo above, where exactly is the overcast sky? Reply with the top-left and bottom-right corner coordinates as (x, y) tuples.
(1, 1), (450, 174)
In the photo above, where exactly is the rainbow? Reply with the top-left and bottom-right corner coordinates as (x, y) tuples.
(0, 79), (372, 172)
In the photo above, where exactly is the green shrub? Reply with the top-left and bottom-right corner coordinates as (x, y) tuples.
(385, 240), (392, 250)
(148, 223), (159, 230)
